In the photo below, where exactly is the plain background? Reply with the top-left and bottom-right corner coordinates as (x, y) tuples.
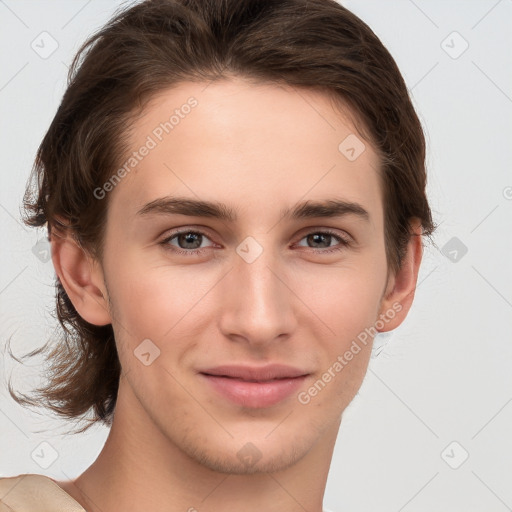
(0, 1), (511, 511)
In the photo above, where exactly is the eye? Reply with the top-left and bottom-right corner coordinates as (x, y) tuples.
(160, 230), (215, 257)
(295, 230), (351, 254)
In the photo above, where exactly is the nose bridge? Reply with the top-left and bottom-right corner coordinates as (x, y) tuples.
(218, 236), (295, 343)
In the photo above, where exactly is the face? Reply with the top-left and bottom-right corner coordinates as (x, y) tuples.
(95, 77), (394, 474)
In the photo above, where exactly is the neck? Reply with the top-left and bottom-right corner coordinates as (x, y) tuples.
(60, 379), (340, 512)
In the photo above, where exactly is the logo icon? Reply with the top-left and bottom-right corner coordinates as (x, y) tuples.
(338, 134), (366, 161)
(31, 441), (59, 469)
(32, 238), (51, 263)
(441, 441), (469, 469)
(134, 338), (161, 366)
(441, 237), (468, 263)
(237, 442), (262, 467)
(31, 31), (59, 59)
(236, 236), (264, 264)
(441, 31), (469, 60)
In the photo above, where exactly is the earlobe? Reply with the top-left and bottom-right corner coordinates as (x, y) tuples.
(50, 229), (111, 326)
(377, 219), (424, 333)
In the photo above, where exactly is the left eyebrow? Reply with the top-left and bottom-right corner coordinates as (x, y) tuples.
(282, 198), (370, 222)
(136, 196), (370, 222)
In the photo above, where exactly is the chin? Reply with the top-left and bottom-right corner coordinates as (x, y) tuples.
(173, 426), (316, 475)
(189, 442), (309, 475)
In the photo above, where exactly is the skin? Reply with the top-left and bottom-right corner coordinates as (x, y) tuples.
(50, 77), (423, 512)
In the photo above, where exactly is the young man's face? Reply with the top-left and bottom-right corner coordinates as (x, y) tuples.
(80, 77), (417, 474)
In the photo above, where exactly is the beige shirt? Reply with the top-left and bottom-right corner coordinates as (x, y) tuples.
(0, 474), (85, 512)
(0, 473), (336, 511)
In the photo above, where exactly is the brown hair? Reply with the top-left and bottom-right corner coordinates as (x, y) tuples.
(9, 0), (436, 432)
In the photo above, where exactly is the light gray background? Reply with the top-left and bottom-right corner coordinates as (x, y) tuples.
(1, 1), (511, 511)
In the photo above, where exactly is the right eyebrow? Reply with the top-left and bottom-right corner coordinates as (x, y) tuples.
(136, 196), (237, 221)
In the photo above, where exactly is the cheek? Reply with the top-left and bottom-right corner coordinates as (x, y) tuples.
(294, 259), (385, 344)
(297, 272), (380, 410)
(106, 254), (218, 346)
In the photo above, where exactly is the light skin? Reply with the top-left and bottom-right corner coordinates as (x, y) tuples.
(50, 77), (423, 512)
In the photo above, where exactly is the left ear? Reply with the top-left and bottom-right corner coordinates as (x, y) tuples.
(377, 218), (424, 332)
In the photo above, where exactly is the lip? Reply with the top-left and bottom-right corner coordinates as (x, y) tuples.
(199, 364), (310, 408)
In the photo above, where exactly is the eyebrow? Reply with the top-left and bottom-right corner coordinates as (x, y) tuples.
(136, 196), (370, 222)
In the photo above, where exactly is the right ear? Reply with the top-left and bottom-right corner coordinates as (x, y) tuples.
(50, 224), (111, 326)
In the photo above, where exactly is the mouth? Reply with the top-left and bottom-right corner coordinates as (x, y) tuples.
(202, 375), (298, 382)
(198, 365), (310, 408)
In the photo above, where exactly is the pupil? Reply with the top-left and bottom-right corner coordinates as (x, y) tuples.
(180, 233), (201, 249)
(309, 233), (330, 248)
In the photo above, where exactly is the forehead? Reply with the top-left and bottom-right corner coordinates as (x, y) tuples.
(108, 78), (383, 227)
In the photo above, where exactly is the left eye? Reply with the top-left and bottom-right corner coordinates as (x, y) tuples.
(296, 231), (349, 251)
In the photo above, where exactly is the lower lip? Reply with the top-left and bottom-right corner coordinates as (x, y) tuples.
(200, 374), (308, 408)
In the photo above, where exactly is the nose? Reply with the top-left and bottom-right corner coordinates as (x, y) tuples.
(217, 241), (297, 348)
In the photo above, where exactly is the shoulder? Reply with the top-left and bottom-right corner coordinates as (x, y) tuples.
(0, 474), (86, 511)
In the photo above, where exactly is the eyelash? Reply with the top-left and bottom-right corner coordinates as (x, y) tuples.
(159, 228), (352, 257)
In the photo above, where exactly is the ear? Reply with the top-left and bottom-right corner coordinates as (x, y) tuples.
(376, 218), (424, 332)
(50, 224), (111, 326)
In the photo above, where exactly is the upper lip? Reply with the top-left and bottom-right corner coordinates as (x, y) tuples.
(200, 364), (309, 381)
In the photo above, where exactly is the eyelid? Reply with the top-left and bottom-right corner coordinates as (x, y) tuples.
(159, 227), (217, 249)
(159, 225), (216, 242)
(294, 226), (353, 245)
